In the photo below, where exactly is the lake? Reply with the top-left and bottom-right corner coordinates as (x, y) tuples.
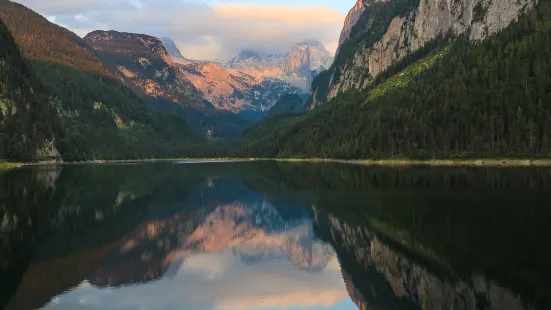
(1, 161), (550, 310)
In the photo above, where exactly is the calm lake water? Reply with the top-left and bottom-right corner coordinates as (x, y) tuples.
(1, 161), (550, 310)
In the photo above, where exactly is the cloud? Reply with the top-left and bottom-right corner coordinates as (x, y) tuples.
(42, 250), (356, 310)
(15, 0), (345, 60)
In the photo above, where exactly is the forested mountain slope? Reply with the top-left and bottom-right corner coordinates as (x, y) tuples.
(0, 1), (203, 161)
(309, 0), (534, 109)
(0, 18), (58, 161)
(241, 0), (551, 159)
(0, 0), (108, 75)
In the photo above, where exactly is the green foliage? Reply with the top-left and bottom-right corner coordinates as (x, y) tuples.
(245, 1), (551, 159)
(267, 93), (308, 115)
(0, 18), (57, 162)
(0, 2), (206, 162)
(367, 46), (450, 101)
(31, 61), (203, 161)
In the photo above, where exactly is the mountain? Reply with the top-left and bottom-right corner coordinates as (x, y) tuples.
(153, 39), (304, 121)
(159, 37), (195, 64)
(0, 0), (108, 76)
(227, 40), (334, 91)
(310, 0), (534, 108)
(0, 1), (203, 161)
(239, 0), (551, 159)
(176, 60), (303, 121)
(0, 17), (58, 161)
(335, 0), (368, 57)
(83, 30), (249, 139)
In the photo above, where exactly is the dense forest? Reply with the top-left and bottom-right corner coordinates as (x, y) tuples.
(267, 93), (308, 115)
(0, 18), (58, 161)
(239, 0), (551, 159)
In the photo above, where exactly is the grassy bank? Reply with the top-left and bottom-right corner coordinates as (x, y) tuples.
(0, 161), (22, 169)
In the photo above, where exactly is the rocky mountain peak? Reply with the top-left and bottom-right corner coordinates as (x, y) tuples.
(280, 41), (334, 88)
(238, 49), (263, 61)
(225, 41), (333, 91)
(160, 37), (194, 64)
(84, 30), (170, 62)
(295, 40), (327, 50)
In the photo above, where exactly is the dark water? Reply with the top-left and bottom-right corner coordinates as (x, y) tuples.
(1, 161), (550, 310)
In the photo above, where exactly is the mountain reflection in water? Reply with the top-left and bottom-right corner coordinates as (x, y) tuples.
(1, 162), (550, 309)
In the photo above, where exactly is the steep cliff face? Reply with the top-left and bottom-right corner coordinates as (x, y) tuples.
(336, 0), (369, 56)
(310, 0), (534, 108)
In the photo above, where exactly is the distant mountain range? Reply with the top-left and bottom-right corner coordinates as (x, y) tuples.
(158, 38), (333, 121)
(226, 40), (334, 91)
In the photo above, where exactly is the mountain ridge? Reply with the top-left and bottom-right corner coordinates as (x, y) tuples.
(309, 0), (534, 109)
(226, 40), (334, 91)
(83, 30), (250, 139)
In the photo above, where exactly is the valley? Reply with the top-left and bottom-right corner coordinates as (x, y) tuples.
(1, 0), (551, 163)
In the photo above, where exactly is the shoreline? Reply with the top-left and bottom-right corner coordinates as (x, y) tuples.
(4, 157), (551, 167)
(276, 158), (551, 167)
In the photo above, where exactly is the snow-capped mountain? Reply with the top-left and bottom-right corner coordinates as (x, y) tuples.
(226, 40), (334, 91)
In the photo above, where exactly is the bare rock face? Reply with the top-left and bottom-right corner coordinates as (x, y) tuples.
(227, 41), (334, 91)
(335, 0), (369, 57)
(310, 0), (534, 109)
(84, 31), (206, 109)
(178, 61), (303, 115)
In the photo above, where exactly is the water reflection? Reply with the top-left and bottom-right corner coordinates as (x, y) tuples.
(41, 181), (354, 310)
(1, 162), (550, 309)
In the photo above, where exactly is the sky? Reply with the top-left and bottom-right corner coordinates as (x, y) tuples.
(43, 251), (358, 310)
(15, 0), (357, 60)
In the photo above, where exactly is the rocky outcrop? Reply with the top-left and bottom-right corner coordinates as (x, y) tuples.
(310, 0), (534, 108)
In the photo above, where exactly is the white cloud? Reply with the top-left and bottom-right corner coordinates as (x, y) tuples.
(42, 250), (356, 310)
(15, 0), (345, 60)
